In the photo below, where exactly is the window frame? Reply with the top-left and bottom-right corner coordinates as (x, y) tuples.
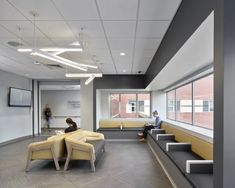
(166, 73), (213, 130)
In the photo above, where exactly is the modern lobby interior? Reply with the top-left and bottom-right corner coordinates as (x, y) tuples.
(0, 1), (235, 188)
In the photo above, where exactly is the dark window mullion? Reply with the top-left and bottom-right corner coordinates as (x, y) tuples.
(192, 82), (194, 125)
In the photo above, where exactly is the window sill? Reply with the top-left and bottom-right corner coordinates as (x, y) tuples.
(100, 118), (153, 122)
(165, 119), (213, 143)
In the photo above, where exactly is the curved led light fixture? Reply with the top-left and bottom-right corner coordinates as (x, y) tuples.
(18, 47), (82, 52)
(30, 50), (87, 71)
(85, 74), (95, 85)
(65, 73), (102, 78)
(17, 47), (98, 71)
(40, 47), (82, 52)
(66, 73), (102, 85)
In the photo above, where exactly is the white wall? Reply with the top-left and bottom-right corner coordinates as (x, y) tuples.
(0, 70), (32, 143)
(96, 90), (110, 128)
(33, 80), (39, 135)
(151, 91), (166, 120)
(80, 79), (93, 131)
(96, 90), (101, 129)
(41, 90), (80, 128)
(101, 91), (110, 118)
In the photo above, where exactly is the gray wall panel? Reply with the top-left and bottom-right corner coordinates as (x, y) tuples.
(145, 0), (214, 86)
(214, 0), (235, 187)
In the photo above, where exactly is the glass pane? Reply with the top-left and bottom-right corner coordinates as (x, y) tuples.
(176, 83), (192, 124)
(194, 75), (214, 129)
(137, 93), (150, 118)
(110, 94), (120, 118)
(167, 90), (176, 120)
(120, 94), (137, 118)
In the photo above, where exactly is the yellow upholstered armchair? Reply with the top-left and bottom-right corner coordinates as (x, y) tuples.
(64, 130), (105, 172)
(26, 134), (66, 171)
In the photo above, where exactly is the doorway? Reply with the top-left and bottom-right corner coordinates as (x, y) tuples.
(39, 82), (80, 135)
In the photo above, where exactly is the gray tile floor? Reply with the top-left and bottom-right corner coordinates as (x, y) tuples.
(0, 137), (173, 188)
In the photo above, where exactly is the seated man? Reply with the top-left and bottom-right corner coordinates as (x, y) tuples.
(138, 110), (162, 141)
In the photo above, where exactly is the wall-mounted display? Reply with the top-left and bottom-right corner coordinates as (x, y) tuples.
(8, 87), (31, 107)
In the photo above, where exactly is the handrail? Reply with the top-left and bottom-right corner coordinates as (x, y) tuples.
(41, 115), (80, 118)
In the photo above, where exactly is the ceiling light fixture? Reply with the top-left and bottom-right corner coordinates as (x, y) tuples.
(31, 50), (88, 71)
(65, 73), (102, 78)
(122, 69), (126, 73)
(53, 50), (65, 56)
(17, 11), (95, 72)
(18, 47), (82, 52)
(85, 75), (95, 85)
(40, 47), (82, 52)
(120, 52), (126, 56)
(17, 46), (98, 71)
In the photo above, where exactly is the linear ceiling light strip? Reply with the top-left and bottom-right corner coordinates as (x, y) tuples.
(31, 51), (87, 71)
(65, 73), (102, 78)
(85, 75), (95, 85)
(18, 47), (98, 69)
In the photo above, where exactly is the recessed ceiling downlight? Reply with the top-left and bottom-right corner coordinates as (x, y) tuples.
(120, 52), (125, 56)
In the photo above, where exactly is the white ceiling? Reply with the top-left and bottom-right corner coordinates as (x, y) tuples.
(0, 0), (181, 79)
(146, 11), (214, 91)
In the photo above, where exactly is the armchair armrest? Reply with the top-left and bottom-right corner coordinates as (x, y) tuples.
(156, 134), (175, 141)
(84, 131), (104, 140)
(28, 140), (54, 151)
(186, 160), (213, 174)
(66, 139), (94, 153)
(166, 142), (191, 152)
(85, 135), (104, 141)
(150, 129), (165, 134)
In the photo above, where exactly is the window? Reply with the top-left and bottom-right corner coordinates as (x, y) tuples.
(126, 100), (136, 113)
(110, 94), (120, 118)
(176, 83), (192, 124)
(167, 90), (175, 120)
(137, 93), (150, 118)
(194, 75), (213, 129)
(110, 93), (150, 118)
(166, 74), (214, 130)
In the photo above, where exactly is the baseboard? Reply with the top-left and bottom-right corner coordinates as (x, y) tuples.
(0, 135), (33, 147)
(41, 127), (66, 129)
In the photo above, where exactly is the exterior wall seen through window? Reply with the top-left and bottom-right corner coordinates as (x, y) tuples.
(194, 75), (213, 129)
(166, 74), (214, 130)
(110, 93), (150, 118)
(176, 83), (193, 124)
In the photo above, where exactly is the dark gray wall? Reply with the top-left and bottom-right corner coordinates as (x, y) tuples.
(145, 0), (214, 86)
(214, 1), (224, 188)
(214, 0), (235, 187)
(93, 75), (145, 131)
(94, 75), (145, 89)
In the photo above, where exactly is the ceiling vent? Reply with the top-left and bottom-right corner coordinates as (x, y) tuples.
(7, 41), (23, 47)
(45, 64), (64, 69)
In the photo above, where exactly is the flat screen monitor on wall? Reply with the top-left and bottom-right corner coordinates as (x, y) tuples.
(8, 87), (32, 107)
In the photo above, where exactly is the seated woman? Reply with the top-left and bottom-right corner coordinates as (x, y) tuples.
(138, 110), (162, 141)
(65, 118), (78, 133)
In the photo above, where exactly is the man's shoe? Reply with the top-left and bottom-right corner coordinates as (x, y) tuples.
(139, 138), (146, 142)
(138, 132), (143, 136)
